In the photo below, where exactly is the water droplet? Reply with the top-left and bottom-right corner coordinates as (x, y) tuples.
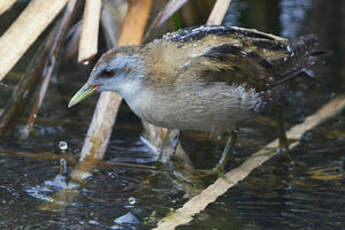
(128, 197), (136, 205)
(80, 172), (92, 180)
(22, 90), (29, 98)
(60, 158), (66, 164)
(240, 51), (247, 57)
(83, 61), (90, 66)
(286, 45), (292, 52)
(89, 220), (99, 225)
(59, 158), (68, 183)
(0, 82), (8, 88)
(276, 148), (287, 153)
(58, 141), (68, 151)
(114, 212), (140, 224)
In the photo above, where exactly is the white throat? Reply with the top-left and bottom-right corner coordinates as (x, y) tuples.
(119, 80), (143, 100)
(119, 80), (152, 116)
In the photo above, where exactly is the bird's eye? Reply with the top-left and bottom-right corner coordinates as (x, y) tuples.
(102, 68), (114, 78)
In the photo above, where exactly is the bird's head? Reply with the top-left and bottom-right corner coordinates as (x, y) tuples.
(68, 46), (146, 108)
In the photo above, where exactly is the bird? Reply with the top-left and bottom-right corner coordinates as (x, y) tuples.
(68, 25), (323, 175)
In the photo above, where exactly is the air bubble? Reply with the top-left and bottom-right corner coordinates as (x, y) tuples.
(128, 197), (136, 205)
(58, 141), (68, 151)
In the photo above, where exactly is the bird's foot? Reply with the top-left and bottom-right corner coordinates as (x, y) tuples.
(278, 132), (290, 152)
(197, 130), (238, 179)
(197, 165), (226, 178)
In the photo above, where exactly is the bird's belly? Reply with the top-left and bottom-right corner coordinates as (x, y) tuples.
(127, 84), (263, 134)
(145, 111), (245, 134)
(140, 100), (254, 134)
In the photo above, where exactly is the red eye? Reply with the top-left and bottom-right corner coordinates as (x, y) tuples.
(102, 68), (114, 78)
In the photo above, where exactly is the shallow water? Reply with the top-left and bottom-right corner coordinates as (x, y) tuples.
(1, 0), (345, 229)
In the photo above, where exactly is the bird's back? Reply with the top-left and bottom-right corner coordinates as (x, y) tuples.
(135, 26), (323, 133)
(142, 25), (321, 92)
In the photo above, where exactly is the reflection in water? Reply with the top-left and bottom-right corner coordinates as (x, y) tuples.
(280, 0), (312, 37)
(224, 0), (247, 27)
(227, 154), (345, 229)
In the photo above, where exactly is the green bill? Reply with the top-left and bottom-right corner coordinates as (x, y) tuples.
(68, 83), (99, 108)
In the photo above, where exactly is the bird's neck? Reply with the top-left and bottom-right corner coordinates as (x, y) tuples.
(121, 81), (153, 118)
(118, 79), (144, 101)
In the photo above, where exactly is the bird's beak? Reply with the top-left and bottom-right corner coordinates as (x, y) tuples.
(68, 83), (100, 108)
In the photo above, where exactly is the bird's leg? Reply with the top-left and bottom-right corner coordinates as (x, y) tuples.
(199, 130), (237, 177)
(275, 103), (289, 151)
(275, 104), (300, 164)
(214, 130), (238, 174)
(159, 129), (181, 162)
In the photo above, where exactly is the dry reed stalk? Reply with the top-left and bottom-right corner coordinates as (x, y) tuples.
(117, 0), (153, 46)
(144, 0), (188, 40)
(206, 0), (232, 25)
(100, 0), (129, 47)
(154, 95), (345, 230)
(71, 0), (153, 182)
(0, 0), (68, 81)
(0, 0), (16, 15)
(0, 148), (157, 174)
(78, 0), (102, 63)
(0, 2), (79, 138)
(0, 149), (77, 163)
(20, 0), (79, 139)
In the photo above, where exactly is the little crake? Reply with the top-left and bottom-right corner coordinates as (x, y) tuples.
(69, 26), (320, 135)
(69, 26), (322, 173)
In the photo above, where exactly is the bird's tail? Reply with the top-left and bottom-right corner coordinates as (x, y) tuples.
(272, 34), (329, 87)
(290, 34), (329, 67)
